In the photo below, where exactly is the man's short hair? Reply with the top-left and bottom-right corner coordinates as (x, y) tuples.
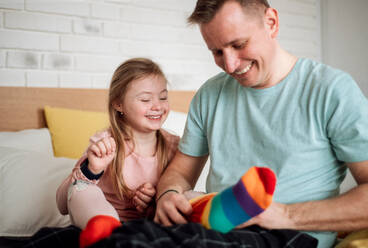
(187, 0), (270, 25)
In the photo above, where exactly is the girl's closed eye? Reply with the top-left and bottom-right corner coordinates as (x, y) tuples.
(138, 94), (152, 103)
(159, 91), (168, 101)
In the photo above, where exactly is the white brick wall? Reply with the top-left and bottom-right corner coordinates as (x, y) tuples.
(0, 30), (59, 50)
(0, 50), (5, 67)
(0, 11), (3, 28)
(27, 71), (59, 87)
(7, 50), (41, 69)
(0, 0), (23, 10)
(74, 54), (123, 73)
(131, 0), (195, 12)
(272, 0), (321, 60)
(91, 3), (120, 20)
(59, 72), (92, 88)
(0, 68), (25, 86)
(25, 0), (90, 17)
(5, 12), (72, 33)
(0, 0), (321, 89)
(61, 35), (119, 54)
(120, 6), (188, 27)
(92, 74), (113, 89)
(73, 19), (102, 35)
(43, 53), (73, 70)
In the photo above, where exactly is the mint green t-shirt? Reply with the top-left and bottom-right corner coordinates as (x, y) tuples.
(179, 58), (368, 247)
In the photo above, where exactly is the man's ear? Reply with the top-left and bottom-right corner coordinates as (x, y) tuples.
(264, 8), (279, 39)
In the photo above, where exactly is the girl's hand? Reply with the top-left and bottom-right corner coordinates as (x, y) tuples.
(133, 183), (156, 213)
(87, 136), (116, 175)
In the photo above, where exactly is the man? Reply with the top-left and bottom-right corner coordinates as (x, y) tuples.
(154, 0), (368, 247)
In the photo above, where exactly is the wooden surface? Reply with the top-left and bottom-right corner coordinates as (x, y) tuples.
(0, 87), (195, 131)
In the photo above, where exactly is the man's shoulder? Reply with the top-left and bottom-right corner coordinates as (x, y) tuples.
(298, 58), (351, 81)
(292, 59), (365, 111)
(297, 58), (356, 91)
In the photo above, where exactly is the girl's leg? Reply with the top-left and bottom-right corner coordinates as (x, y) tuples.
(67, 180), (119, 229)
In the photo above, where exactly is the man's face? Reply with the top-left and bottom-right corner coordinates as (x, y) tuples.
(200, 1), (278, 89)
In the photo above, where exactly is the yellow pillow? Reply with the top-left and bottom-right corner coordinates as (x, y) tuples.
(44, 106), (109, 159)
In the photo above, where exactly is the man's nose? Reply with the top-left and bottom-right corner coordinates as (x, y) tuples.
(223, 51), (239, 74)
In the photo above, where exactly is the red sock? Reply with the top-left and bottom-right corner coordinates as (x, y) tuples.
(188, 193), (216, 223)
(79, 215), (122, 248)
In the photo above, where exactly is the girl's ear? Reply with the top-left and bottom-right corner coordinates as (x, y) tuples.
(264, 7), (279, 39)
(112, 101), (123, 113)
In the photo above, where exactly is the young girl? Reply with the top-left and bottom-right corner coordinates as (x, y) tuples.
(56, 58), (179, 246)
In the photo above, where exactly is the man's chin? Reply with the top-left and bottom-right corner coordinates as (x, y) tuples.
(236, 79), (258, 88)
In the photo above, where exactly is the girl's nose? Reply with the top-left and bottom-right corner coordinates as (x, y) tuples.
(151, 99), (162, 110)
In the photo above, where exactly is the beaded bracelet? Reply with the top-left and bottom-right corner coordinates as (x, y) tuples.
(156, 189), (179, 202)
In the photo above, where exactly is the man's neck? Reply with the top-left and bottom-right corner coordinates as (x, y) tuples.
(270, 46), (298, 86)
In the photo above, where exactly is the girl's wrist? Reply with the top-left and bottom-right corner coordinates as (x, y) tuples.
(80, 159), (104, 180)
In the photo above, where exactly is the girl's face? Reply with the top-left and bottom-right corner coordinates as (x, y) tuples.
(118, 74), (169, 134)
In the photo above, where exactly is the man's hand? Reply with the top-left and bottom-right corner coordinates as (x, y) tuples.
(236, 202), (296, 230)
(154, 191), (193, 226)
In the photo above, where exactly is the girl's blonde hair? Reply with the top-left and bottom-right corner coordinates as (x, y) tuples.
(108, 58), (169, 200)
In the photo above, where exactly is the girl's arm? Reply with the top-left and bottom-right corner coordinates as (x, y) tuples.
(56, 129), (114, 215)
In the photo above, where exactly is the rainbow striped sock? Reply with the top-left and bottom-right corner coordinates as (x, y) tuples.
(189, 166), (276, 233)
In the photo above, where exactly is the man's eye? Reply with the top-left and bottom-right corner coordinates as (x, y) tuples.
(160, 97), (168, 101)
(233, 42), (246, 49)
(212, 50), (223, 56)
(141, 99), (150, 102)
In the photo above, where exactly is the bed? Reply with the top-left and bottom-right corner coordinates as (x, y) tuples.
(0, 86), (203, 247)
(0, 86), (364, 248)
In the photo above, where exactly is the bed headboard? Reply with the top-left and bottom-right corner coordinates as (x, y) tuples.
(0, 87), (195, 131)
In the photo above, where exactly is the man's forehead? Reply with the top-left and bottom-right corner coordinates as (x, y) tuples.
(199, 17), (251, 50)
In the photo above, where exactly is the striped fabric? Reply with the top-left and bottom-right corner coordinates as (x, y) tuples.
(189, 166), (276, 233)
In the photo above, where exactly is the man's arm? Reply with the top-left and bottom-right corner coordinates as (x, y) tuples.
(154, 150), (208, 226)
(239, 160), (368, 231)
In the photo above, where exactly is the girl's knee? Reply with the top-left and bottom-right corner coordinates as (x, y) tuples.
(67, 180), (102, 201)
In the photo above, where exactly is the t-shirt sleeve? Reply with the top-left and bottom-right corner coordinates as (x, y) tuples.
(179, 87), (209, 157)
(326, 73), (368, 162)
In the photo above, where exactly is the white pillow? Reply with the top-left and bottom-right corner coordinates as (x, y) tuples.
(194, 160), (210, 192)
(0, 146), (76, 237)
(162, 111), (187, 137)
(340, 169), (357, 193)
(0, 128), (54, 156)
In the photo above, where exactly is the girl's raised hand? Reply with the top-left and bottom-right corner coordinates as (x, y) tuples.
(87, 136), (116, 175)
(133, 183), (156, 213)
